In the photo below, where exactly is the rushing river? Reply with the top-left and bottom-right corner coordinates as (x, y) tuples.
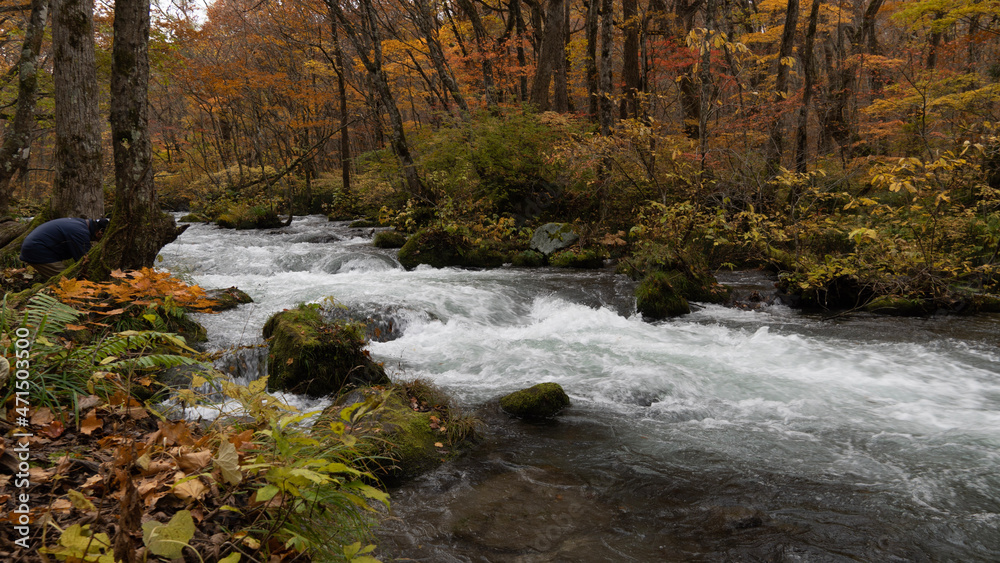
(159, 215), (1000, 562)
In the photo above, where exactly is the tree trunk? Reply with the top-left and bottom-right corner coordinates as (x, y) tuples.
(455, 0), (497, 109)
(326, 0), (424, 199)
(767, 0), (800, 172)
(330, 18), (351, 199)
(0, 0), (47, 217)
(598, 0), (614, 135)
(96, 0), (180, 276)
(513, 0), (529, 102)
(410, 0), (469, 114)
(794, 0), (820, 174)
(620, 0), (639, 120)
(585, 0), (599, 121)
(530, 0), (566, 112)
(51, 0), (104, 219)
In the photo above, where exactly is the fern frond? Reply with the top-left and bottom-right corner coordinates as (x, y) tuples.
(23, 293), (79, 342)
(106, 354), (202, 372)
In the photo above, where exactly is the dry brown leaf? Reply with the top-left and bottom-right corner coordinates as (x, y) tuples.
(78, 395), (102, 411)
(30, 407), (54, 425)
(175, 449), (213, 473)
(50, 498), (73, 513)
(173, 473), (208, 501)
(80, 409), (102, 435)
(81, 474), (104, 492)
(29, 466), (53, 484)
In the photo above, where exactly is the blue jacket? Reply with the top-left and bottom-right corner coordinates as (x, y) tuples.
(20, 218), (93, 264)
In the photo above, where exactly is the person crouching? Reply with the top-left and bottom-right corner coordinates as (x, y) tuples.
(19, 217), (110, 280)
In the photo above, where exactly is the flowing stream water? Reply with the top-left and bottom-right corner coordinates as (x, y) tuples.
(159, 215), (1000, 562)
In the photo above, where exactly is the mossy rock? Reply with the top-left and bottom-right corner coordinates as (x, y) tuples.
(863, 295), (934, 316)
(178, 213), (210, 223)
(636, 271), (691, 319)
(397, 227), (505, 270)
(372, 230), (408, 249)
(667, 269), (731, 304)
(549, 248), (605, 269)
(970, 293), (1000, 313)
(216, 206), (283, 230)
(511, 249), (546, 268)
(262, 304), (389, 397)
(315, 383), (478, 483)
(529, 223), (579, 255)
(499, 382), (570, 419)
(205, 287), (254, 312)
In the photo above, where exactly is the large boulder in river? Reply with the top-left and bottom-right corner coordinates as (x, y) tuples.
(397, 226), (504, 270)
(635, 271), (691, 319)
(529, 223), (579, 256)
(500, 383), (570, 419)
(262, 304), (389, 397)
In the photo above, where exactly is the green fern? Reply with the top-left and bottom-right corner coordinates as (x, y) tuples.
(21, 293), (80, 343)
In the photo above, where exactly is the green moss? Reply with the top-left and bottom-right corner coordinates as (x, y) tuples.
(635, 271), (691, 319)
(511, 249), (546, 268)
(549, 248), (605, 269)
(263, 304), (389, 397)
(205, 287), (253, 311)
(178, 213), (210, 223)
(499, 382), (570, 419)
(216, 206), (282, 229)
(863, 295), (933, 316)
(372, 230), (408, 249)
(397, 226), (505, 270)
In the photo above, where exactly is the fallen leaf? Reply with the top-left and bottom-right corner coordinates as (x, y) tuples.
(80, 410), (102, 435)
(51, 498), (73, 513)
(173, 473), (208, 501)
(81, 474), (104, 491)
(67, 490), (96, 511)
(215, 440), (242, 485)
(143, 510), (195, 559)
(39, 420), (65, 439)
(175, 449), (213, 473)
(30, 407), (54, 425)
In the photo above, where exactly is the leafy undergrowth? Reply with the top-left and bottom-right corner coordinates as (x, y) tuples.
(1, 271), (387, 563)
(0, 380), (387, 563)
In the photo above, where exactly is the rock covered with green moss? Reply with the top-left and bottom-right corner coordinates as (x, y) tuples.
(262, 304), (389, 397)
(216, 206), (283, 230)
(635, 271), (691, 319)
(396, 226), (504, 270)
(372, 230), (408, 249)
(499, 382), (570, 419)
(549, 248), (606, 269)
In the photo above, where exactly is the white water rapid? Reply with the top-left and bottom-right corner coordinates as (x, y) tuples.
(159, 215), (1000, 562)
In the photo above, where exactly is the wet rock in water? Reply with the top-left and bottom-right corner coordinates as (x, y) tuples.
(372, 230), (408, 249)
(204, 287), (253, 312)
(499, 382), (570, 419)
(397, 226), (504, 270)
(529, 223), (579, 256)
(178, 213), (210, 223)
(549, 247), (606, 269)
(635, 271), (691, 319)
(262, 304), (389, 397)
(511, 249), (546, 268)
